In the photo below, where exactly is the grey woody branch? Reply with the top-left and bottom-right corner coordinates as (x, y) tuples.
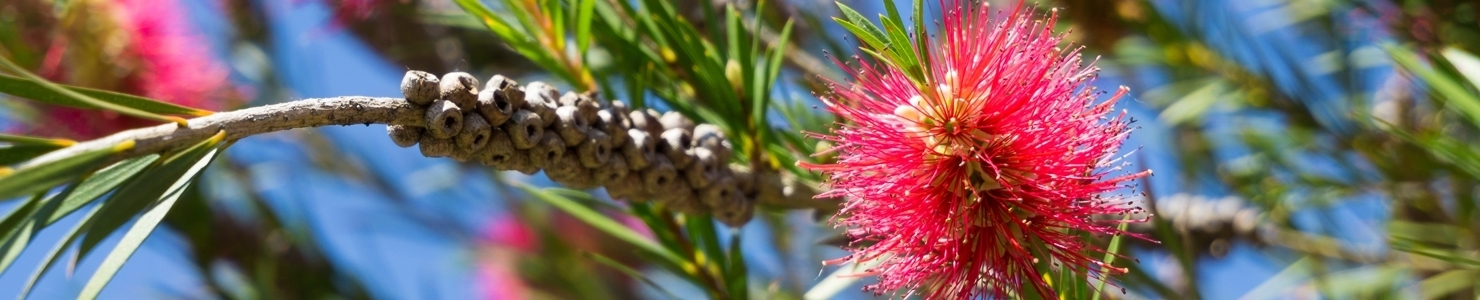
(20, 71), (833, 227)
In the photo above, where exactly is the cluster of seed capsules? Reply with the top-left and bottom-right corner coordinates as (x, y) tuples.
(387, 70), (760, 227)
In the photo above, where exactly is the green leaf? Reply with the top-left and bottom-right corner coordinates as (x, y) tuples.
(76, 133), (222, 262)
(834, 2), (887, 51)
(77, 136), (221, 299)
(517, 185), (691, 272)
(1385, 44), (1480, 127)
(0, 155), (156, 275)
(1091, 217), (1132, 300)
(0, 140), (134, 201)
(0, 57), (193, 126)
(19, 205), (102, 299)
(79, 149), (216, 299)
(574, 0), (597, 54)
(580, 251), (683, 300)
(0, 144), (66, 166)
(0, 133), (75, 147)
(0, 74), (211, 118)
(724, 231), (747, 300)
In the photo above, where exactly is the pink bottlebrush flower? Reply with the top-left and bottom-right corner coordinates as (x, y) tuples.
(42, 0), (237, 139)
(802, 3), (1152, 299)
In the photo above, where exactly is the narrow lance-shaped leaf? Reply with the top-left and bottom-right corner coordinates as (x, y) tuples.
(0, 54), (192, 125)
(0, 74), (211, 117)
(0, 155), (158, 275)
(0, 140), (135, 201)
(77, 132), (224, 299)
(517, 185), (692, 274)
(75, 132), (224, 264)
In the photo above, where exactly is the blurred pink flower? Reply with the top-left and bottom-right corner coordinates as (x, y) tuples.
(42, 0), (238, 138)
(803, 3), (1151, 298)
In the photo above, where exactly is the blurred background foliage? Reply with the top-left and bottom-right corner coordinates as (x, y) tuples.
(3, 0), (1480, 299)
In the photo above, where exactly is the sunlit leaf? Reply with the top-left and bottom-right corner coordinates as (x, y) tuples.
(0, 140), (134, 201)
(76, 132), (222, 263)
(0, 57), (195, 125)
(76, 133), (222, 299)
(0, 74), (211, 118)
(1385, 44), (1480, 127)
(0, 144), (65, 166)
(0, 155), (157, 275)
(517, 185), (691, 272)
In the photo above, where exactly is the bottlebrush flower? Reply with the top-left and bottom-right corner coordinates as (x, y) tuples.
(803, 3), (1152, 299)
(39, 0), (237, 138)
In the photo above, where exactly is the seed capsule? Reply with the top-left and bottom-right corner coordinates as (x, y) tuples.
(419, 137), (456, 158)
(660, 111), (695, 131)
(595, 109), (629, 148)
(440, 72), (480, 109)
(576, 130), (612, 168)
(700, 177), (739, 209)
(692, 124), (732, 162)
(553, 106), (590, 146)
(659, 128), (694, 168)
(622, 129), (658, 171)
(503, 110), (544, 149)
(424, 99), (464, 139)
(507, 150), (540, 175)
(476, 89), (513, 127)
(592, 154), (628, 186)
(529, 132), (567, 168)
(524, 82), (561, 127)
(546, 153), (598, 189)
(714, 195), (754, 228)
(401, 70), (440, 106)
(604, 172), (646, 202)
(480, 128), (517, 170)
(629, 109), (664, 137)
(386, 125), (423, 148)
(456, 114), (494, 152)
(642, 156), (678, 196)
(685, 147), (726, 189)
(558, 91), (600, 121)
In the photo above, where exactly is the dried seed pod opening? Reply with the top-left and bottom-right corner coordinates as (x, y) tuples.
(700, 177), (739, 209)
(419, 138), (457, 158)
(401, 70), (440, 106)
(425, 100), (464, 139)
(642, 156), (678, 195)
(660, 111), (695, 131)
(504, 110), (544, 149)
(685, 147), (726, 189)
(456, 114), (493, 151)
(481, 128), (517, 169)
(485, 74), (518, 92)
(659, 128), (695, 168)
(476, 89), (513, 127)
(530, 132), (567, 168)
(622, 129), (656, 171)
(577, 130), (612, 168)
(524, 82), (560, 126)
(629, 109), (664, 137)
(387, 125), (423, 148)
(440, 72), (480, 109)
(596, 109), (630, 148)
(714, 196), (754, 228)
(554, 106), (590, 146)
(593, 154), (629, 185)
